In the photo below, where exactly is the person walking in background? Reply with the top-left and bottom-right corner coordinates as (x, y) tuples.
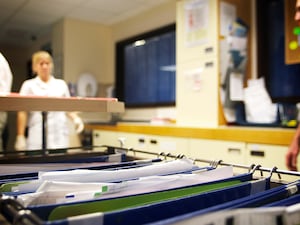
(286, 0), (300, 171)
(14, 50), (84, 151)
(0, 52), (13, 152)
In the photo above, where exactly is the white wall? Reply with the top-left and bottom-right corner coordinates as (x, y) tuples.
(52, 18), (113, 85)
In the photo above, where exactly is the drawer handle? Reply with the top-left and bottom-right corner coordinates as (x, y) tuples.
(138, 138), (145, 143)
(150, 139), (157, 144)
(227, 148), (241, 153)
(205, 47), (213, 53)
(250, 150), (265, 157)
(205, 61), (214, 68)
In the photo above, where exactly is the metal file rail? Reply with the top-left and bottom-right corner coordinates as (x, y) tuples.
(1, 145), (300, 225)
(110, 145), (300, 181)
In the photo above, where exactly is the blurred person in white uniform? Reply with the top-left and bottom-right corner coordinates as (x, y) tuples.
(15, 51), (84, 151)
(0, 52), (13, 151)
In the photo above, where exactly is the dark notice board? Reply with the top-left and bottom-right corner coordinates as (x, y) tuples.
(258, 0), (300, 103)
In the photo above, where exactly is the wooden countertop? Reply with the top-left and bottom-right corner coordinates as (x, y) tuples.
(0, 93), (124, 112)
(85, 123), (296, 146)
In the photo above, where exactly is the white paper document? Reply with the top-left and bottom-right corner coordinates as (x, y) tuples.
(244, 78), (277, 123)
(16, 166), (234, 206)
(229, 71), (244, 101)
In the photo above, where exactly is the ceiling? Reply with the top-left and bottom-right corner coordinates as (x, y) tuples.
(0, 0), (170, 47)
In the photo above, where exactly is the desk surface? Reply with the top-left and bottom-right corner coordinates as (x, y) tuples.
(85, 123), (295, 146)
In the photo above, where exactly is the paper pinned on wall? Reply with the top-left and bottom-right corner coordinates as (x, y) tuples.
(244, 78), (278, 123)
(229, 71), (244, 101)
(184, 0), (210, 47)
(228, 36), (248, 52)
(184, 67), (203, 92)
(220, 40), (231, 86)
(220, 2), (236, 37)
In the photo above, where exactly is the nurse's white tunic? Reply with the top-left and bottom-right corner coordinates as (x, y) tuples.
(20, 76), (70, 150)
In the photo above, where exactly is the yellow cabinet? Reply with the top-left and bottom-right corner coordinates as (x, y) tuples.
(118, 132), (148, 150)
(92, 130), (120, 147)
(116, 132), (189, 160)
(245, 143), (300, 182)
(145, 134), (189, 156)
(245, 143), (287, 170)
(189, 138), (246, 173)
(92, 128), (294, 179)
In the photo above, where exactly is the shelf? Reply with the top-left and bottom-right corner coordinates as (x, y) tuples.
(0, 93), (124, 112)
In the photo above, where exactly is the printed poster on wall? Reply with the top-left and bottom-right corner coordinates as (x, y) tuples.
(184, 0), (210, 47)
